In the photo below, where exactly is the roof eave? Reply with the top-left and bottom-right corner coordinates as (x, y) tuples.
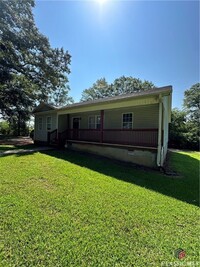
(58, 86), (172, 112)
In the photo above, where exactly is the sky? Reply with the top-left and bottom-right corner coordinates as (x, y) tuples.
(34, 0), (199, 108)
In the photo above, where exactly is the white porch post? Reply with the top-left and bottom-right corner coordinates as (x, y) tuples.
(157, 95), (163, 167)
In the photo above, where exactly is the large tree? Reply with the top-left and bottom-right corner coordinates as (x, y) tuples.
(0, 0), (72, 133)
(80, 76), (155, 102)
(169, 83), (200, 150)
(81, 78), (111, 102)
(184, 83), (200, 123)
(183, 83), (200, 149)
(169, 108), (188, 148)
(111, 76), (155, 96)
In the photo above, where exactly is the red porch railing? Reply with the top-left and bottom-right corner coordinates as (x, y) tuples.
(65, 128), (158, 147)
(68, 129), (101, 142)
(47, 129), (57, 145)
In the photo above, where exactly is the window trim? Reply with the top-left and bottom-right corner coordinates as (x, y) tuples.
(88, 115), (101, 129)
(122, 112), (133, 129)
(46, 116), (52, 131)
(38, 117), (43, 131)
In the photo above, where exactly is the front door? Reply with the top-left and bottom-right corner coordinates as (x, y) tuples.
(73, 118), (80, 139)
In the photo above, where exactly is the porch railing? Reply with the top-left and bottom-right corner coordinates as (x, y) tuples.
(58, 130), (68, 147)
(47, 129), (57, 145)
(65, 128), (158, 147)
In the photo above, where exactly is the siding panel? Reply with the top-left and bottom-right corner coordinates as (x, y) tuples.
(104, 104), (159, 129)
(69, 111), (100, 129)
(68, 105), (158, 130)
(34, 113), (57, 142)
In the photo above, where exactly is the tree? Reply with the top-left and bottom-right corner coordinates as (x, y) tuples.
(0, 120), (10, 135)
(111, 76), (154, 95)
(80, 78), (111, 102)
(183, 83), (200, 149)
(0, 0), (72, 134)
(184, 83), (200, 123)
(80, 76), (155, 101)
(169, 84), (200, 150)
(169, 108), (188, 148)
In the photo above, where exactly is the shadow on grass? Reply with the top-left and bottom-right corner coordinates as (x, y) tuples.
(2, 148), (199, 207)
(43, 149), (199, 207)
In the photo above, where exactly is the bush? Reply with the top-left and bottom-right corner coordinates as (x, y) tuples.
(169, 109), (199, 151)
(0, 121), (10, 135)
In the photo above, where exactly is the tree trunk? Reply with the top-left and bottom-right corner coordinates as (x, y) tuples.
(17, 113), (21, 136)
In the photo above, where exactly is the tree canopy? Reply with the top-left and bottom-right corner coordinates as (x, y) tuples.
(169, 83), (200, 150)
(169, 108), (188, 148)
(80, 76), (155, 102)
(184, 83), (200, 123)
(0, 0), (72, 133)
(183, 83), (200, 149)
(80, 78), (111, 102)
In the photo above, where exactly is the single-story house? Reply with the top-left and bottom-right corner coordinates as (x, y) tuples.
(33, 85), (172, 168)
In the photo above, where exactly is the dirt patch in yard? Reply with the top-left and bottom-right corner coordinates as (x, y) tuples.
(0, 136), (33, 146)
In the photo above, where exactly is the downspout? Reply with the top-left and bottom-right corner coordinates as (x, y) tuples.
(157, 95), (163, 167)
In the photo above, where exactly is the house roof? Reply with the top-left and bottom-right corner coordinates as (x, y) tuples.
(59, 85), (172, 111)
(32, 102), (58, 113)
(33, 85), (172, 114)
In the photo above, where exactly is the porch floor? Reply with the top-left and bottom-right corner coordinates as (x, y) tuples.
(66, 140), (158, 151)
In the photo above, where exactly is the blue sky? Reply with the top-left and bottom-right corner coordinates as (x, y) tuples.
(34, 0), (199, 108)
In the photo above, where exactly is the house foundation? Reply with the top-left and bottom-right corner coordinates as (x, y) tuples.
(66, 141), (157, 168)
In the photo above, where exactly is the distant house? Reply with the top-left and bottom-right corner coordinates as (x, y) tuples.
(33, 86), (172, 168)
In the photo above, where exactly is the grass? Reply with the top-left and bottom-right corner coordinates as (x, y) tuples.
(0, 148), (199, 266)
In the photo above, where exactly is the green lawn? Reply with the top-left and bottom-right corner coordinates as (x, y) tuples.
(0, 148), (199, 266)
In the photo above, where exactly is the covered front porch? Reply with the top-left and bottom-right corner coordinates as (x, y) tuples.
(34, 86), (172, 168)
(53, 103), (160, 149)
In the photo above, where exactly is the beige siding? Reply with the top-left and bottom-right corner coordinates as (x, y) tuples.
(69, 111), (101, 129)
(67, 105), (159, 130)
(34, 113), (57, 141)
(104, 104), (159, 129)
(58, 114), (68, 132)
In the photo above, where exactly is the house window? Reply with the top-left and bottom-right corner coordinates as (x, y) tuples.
(46, 116), (52, 131)
(96, 115), (101, 129)
(38, 117), (43, 130)
(122, 113), (133, 129)
(88, 115), (101, 129)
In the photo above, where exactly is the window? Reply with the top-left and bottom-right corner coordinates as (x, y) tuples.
(88, 115), (101, 129)
(88, 116), (95, 129)
(46, 116), (52, 131)
(38, 117), (43, 130)
(96, 115), (101, 129)
(122, 113), (133, 129)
